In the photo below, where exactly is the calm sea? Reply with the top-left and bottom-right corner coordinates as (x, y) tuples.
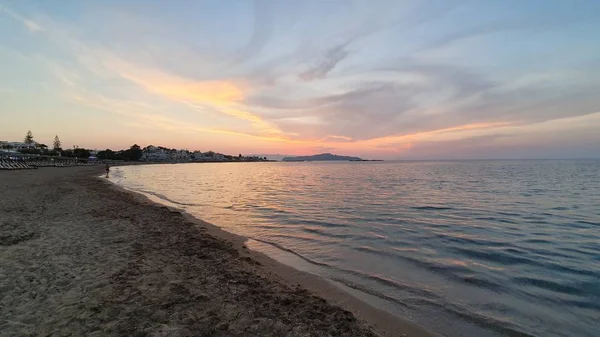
(110, 160), (600, 337)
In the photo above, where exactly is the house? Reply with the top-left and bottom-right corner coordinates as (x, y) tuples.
(169, 149), (190, 161)
(142, 146), (169, 161)
(1, 141), (47, 153)
(2, 142), (38, 150)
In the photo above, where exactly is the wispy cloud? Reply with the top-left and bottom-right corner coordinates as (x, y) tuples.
(298, 41), (351, 81)
(230, 0), (274, 64)
(1, 1), (599, 158)
(1, 6), (42, 32)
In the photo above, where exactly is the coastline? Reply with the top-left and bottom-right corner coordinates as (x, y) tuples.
(1, 167), (436, 337)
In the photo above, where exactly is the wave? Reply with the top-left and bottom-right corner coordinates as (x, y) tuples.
(411, 206), (454, 210)
(353, 245), (510, 294)
(497, 211), (522, 217)
(441, 234), (510, 248)
(299, 219), (350, 228)
(328, 277), (411, 309)
(131, 187), (202, 208)
(248, 237), (334, 268)
(451, 246), (541, 266)
(521, 238), (553, 244)
(576, 220), (600, 227)
(558, 247), (600, 258)
(475, 216), (518, 224)
(266, 233), (326, 244)
(251, 239), (443, 300)
(418, 299), (538, 337)
(461, 275), (505, 291)
(528, 247), (579, 261)
(512, 277), (599, 298)
(302, 227), (356, 239)
(354, 245), (396, 258)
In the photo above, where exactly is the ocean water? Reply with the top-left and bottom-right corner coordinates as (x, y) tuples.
(110, 160), (600, 337)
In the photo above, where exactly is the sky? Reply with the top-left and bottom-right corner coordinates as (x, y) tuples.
(1, 0), (599, 159)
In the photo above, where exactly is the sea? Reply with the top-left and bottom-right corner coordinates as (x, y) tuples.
(109, 160), (600, 337)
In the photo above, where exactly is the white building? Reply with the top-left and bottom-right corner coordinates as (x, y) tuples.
(1, 141), (45, 150)
(170, 150), (190, 161)
(142, 146), (169, 161)
(1, 141), (38, 150)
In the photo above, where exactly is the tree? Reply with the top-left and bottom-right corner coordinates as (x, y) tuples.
(97, 149), (117, 160)
(73, 148), (91, 158)
(53, 135), (62, 150)
(130, 144), (142, 161)
(24, 130), (34, 144)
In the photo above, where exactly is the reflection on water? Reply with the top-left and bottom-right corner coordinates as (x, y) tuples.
(112, 160), (600, 337)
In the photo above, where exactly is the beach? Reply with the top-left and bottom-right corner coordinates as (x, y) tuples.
(0, 167), (435, 337)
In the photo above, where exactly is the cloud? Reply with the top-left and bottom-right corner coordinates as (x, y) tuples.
(118, 68), (245, 104)
(2, 7), (42, 32)
(83, 43), (286, 134)
(322, 135), (353, 142)
(65, 84), (291, 143)
(414, 6), (596, 53)
(23, 19), (41, 32)
(399, 134), (511, 159)
(247, 60), (500, 141)
(398, 113), (600, 159)
(230, 0), (274, 64)
(298, 41), (351, 81)
(3, 1), (598, 158)
(242, 1), (460, 86)
(28, 10), (600, 152)
(19, 16), (283, 135)
(246, 52), (600, 147)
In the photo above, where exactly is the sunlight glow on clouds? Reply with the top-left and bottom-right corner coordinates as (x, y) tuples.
(1, 0), (599, 159)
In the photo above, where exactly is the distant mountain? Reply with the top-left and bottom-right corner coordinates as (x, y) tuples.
(282, 153), (362, 162)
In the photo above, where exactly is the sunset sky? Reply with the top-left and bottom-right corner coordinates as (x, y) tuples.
(1, 0), (599, 159)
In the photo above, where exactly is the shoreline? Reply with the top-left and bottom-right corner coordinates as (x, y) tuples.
(1, 167), (436, 337)
(107, 170), (437, 337)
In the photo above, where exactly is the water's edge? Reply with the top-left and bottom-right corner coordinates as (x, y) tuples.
(103, 172), (439, 337)
(105, 160), (600, 337)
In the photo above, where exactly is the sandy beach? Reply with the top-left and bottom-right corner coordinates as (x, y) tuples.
(0, 167), (436, 337)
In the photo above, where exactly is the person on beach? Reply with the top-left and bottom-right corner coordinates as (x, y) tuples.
(105, 163), (110, 178)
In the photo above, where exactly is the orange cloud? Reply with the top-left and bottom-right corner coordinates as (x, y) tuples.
(321, 135), (354, 141)
(259, 121), (514, 154)
(361, 122), (512, 147)
(69, 78), (512, 153)
(206, 121), (514, 152)
(102, 58), (287, 135)
(68, 86), (516, 154)
(120, 71), (245, 105)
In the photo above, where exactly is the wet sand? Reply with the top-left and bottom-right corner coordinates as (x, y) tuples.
(0, 167), (436, 337)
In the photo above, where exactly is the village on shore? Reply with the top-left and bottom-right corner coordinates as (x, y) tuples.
(1, 131), (271, 164)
